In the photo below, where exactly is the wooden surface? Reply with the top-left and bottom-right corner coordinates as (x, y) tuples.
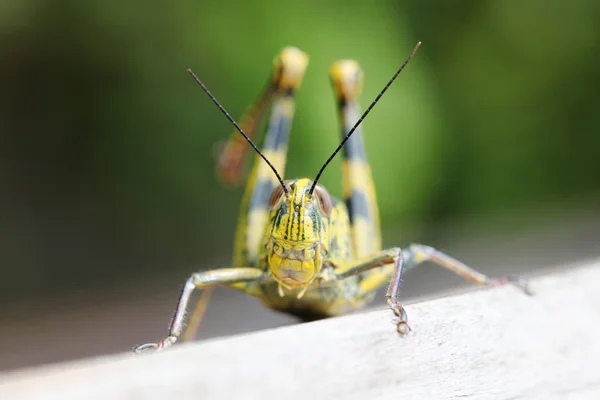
(1, 261), (599, 400)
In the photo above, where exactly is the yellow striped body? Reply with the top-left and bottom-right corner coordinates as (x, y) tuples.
(218, 48), (386, 319)
(331, 60), (382, 257)
(331, 60), (393, 296)
(134, 43), (530, 353)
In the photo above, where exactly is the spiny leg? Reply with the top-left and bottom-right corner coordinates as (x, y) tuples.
(319, 248), (410, 332)
(216, 48), (311, 187)
(327, 58), (411, 331)
(133, 268), (263, 353)
(216, 79), (275, 187)
(232, 47), (308, 269)
(402, 244), (532, 294)
(324, 245), (531, 334)
(330, 60), (382, 258)
(181, 286), (214, 342)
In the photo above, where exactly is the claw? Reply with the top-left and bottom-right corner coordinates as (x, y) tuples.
(133, 342), (159, 354)
(133, 336), (177, 354)
(395, 305), (411, 334)
(387, 300), (411, 335)
(397, 320), (411, 334)
(490, 275), (533, 296)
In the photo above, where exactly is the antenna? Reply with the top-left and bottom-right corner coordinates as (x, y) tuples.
(309, 42), (421, 196)
(187, 69), (289, 196)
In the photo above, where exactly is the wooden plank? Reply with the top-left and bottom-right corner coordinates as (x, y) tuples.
(1, 261), (599, 400)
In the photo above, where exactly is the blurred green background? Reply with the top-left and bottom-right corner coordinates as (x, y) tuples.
(1, 0), (600, 370)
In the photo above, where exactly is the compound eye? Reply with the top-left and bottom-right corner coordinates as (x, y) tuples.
(313, 184), (333, 217)
(269, 180), (293, 210)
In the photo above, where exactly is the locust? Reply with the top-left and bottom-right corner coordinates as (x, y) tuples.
(134, 42), (531, 353)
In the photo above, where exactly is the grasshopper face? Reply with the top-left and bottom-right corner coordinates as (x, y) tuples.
(266, 178), (333, 288)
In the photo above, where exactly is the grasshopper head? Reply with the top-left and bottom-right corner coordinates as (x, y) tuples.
(266, 178), (332, 288)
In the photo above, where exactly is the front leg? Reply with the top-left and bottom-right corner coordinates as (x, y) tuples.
(133, 267), (264, 353)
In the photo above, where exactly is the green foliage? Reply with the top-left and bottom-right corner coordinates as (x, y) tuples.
(1, 0), (599, 296)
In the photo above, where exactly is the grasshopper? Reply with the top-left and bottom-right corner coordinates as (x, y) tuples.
(134, 42), (530, 353)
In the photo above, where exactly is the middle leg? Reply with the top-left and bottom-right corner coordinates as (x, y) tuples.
(323, 245), (531, 333)
(321, 247), (410, 332)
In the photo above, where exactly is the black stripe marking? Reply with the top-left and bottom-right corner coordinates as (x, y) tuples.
(341, 126), (367, 161)
(338, 100), (367, 161)
(284, 87), (295, 97)
(262, 111), (291, 151)
(345, 189), (371, 223)
(249, 180), (276, 212)
(311, 212), (318, 238)
(275, 201), (288, 227)
(262, 124), (289, 152)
